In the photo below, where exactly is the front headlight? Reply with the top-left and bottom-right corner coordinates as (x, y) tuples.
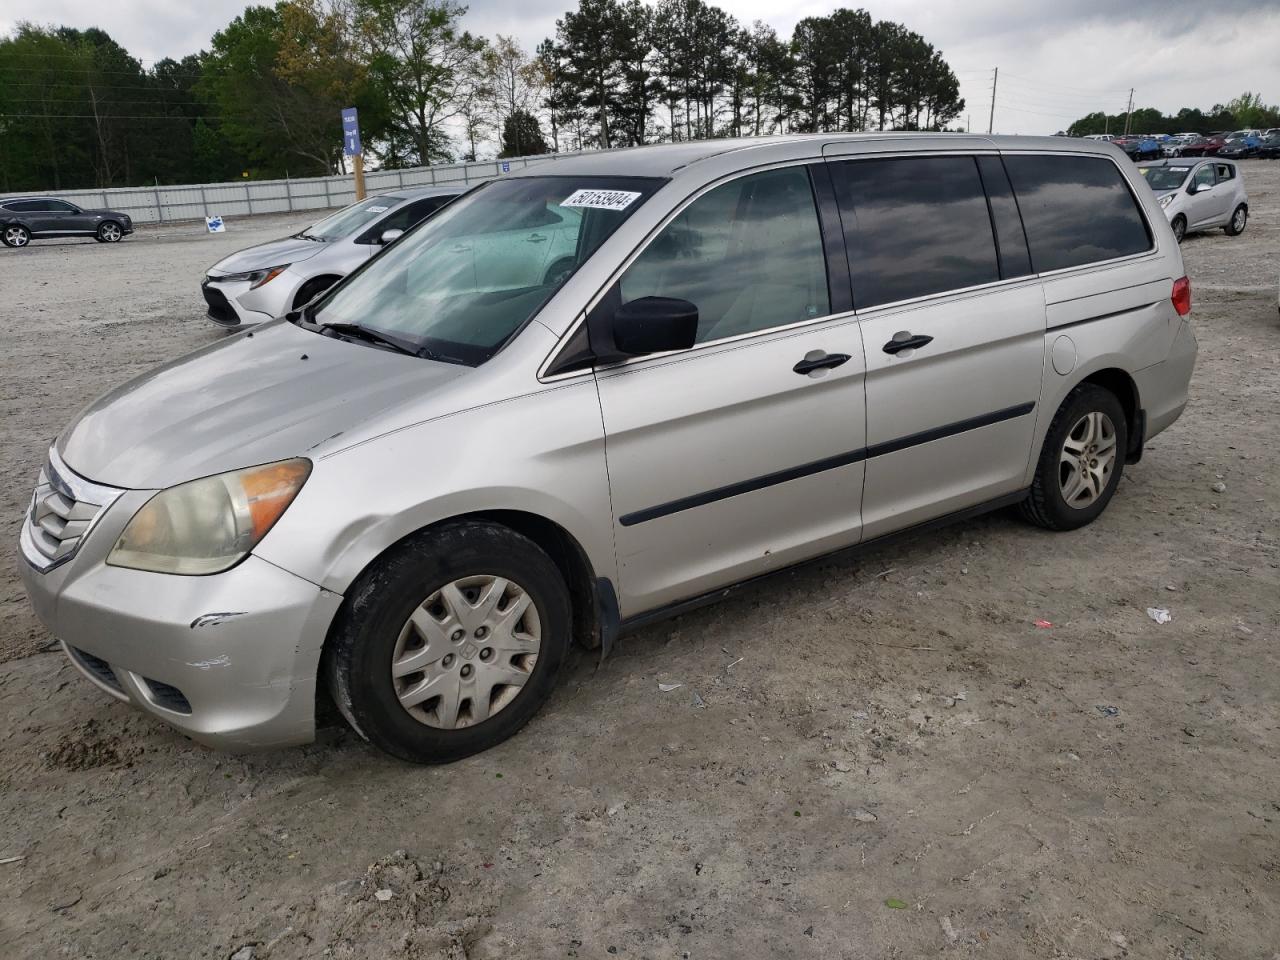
(108, 459), (311, 575)
(1159, 194), (1174, 209)
(219, 264), (291, 289)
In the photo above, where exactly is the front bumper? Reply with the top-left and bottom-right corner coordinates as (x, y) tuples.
(201, 277), (284, 328)
(18, 489), (343, 750)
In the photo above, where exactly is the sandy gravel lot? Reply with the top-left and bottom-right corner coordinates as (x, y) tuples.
(1, 164), (1278, 959)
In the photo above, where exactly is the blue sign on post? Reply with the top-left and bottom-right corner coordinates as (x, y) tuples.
(501, 161), (510, 173)
(341, 107), (362, 157)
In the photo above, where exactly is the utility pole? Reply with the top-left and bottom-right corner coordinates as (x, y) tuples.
(987, 67), (998, 135)
(1123, 88), (1134, 135)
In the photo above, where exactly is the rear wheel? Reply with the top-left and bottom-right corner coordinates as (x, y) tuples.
(96, 221), (124, 243)
(1171, 214), (1187, 243)
(324, 521), (572, 763)
(1224, 204), (1247, 236)
(1020, 384), (1128, 531)
(3, 224), (31, 248)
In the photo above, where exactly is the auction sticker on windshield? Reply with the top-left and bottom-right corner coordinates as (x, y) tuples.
(562, 189), (642, 211)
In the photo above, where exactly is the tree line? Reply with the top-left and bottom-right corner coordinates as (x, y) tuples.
(0, 0), (965, 193)
(1066, 93), (1280, 138)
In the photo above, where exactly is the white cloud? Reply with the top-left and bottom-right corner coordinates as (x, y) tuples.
(3, 0), (1277, 135)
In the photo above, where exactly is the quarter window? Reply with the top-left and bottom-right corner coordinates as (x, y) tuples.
(618, 166), (831, 344)
(1003, 155), (1152, 273)
(831, 156), (1000, 309)
(1214, 163), (1234, 181)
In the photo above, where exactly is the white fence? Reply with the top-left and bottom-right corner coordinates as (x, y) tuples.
(38, 151), (583, 225)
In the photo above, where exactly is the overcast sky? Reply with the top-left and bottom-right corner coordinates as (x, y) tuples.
(3, 0), (1278, 136)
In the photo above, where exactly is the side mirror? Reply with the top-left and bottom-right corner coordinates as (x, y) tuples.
(613, 297), (699, 356)
(380, 228), (404, 245)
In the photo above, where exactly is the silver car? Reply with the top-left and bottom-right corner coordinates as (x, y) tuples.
(20, 135), (1197, 762)
(201, 186), (461, 326)
(1139, 158), (1249, 242)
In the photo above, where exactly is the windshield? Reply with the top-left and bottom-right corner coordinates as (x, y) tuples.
(303, 196), (405, 241)
(311, 175), (663, 365)
(1142, 165), (1192, 190)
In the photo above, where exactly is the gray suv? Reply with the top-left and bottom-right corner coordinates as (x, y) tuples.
(18, 134), (1197, 763)
(1, 196), (133, 247)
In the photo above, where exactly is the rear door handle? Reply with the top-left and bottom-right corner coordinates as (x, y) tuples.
(793, 352), (851, 375)
(883, 332), (934, 355)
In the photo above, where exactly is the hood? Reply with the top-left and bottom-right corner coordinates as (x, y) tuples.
(57, 321), (467, 489)
(209, 236), (328, 276)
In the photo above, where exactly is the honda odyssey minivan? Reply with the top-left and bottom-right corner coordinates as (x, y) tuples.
(19, 134), (1197, 763)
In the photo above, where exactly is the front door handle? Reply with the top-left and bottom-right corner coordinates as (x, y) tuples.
(793, 352), (851, 375)
(883, 332), (934, 355)
(526, 234), (548, 243)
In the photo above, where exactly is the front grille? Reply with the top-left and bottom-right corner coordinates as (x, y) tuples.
(22, 449), (123, 572)
(201, 282), (239, 325)
(68, 645), (123, 693)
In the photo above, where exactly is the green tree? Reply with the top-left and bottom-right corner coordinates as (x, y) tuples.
(500, 109), (549, 156)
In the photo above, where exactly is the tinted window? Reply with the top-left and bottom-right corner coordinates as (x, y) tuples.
(44, 199), (77, 212)
(832, 156), (999, 309)
(618, 166), (830, 344)
(363, 195), (451, 240)
(975, 156), (1033, 280)
(1003, 155), (1152, 272)
(4, 199), (43, 212)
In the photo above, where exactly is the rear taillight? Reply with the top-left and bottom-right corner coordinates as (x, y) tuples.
(1172, 276), (1191, 316)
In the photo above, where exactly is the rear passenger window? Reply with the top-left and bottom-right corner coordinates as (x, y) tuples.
(1003, 155), (1152, 273)
(831, 156), (999, 309)
(1214, 163), (1234, 181)
(618, 166), (830, 344)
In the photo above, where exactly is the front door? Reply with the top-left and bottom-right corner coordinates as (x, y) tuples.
(829, 154), (1046, 539)
(1185, 164), (1225, 228)
(595, 165), (867, 616)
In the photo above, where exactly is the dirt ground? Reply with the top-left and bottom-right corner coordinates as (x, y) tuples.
(1, 163), (1278, 960)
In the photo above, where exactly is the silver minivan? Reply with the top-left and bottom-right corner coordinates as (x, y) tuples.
(19, 134), (1197, 762)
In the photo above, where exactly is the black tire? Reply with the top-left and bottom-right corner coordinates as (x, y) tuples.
(96, 220), (124, 243)
(1171, 214), (1187, 243)
(543, 256), (575, 287)
(324, 521), (572, 763)
(292, 275), (339, 310)
(1223, 204), (1247, 236)
(2, 224), (31, 248)
(1019, 383), (1128, 532)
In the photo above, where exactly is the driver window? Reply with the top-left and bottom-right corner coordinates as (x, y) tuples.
(1192, 165), (1215, 190)
(618, 166), (830, 345)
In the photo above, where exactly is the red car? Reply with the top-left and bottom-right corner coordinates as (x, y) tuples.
(1179, 135), (1227, 157)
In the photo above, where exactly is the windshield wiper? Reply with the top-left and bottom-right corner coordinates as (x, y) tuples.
(297, 232), (325, 242)
(318, 321), (430, 358)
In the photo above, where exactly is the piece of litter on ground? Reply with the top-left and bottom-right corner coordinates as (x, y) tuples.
(691, 691), (706, 708)
(1147, 607), (1172, 624)
(1237, 623), (1254, 635)
(0, 855), (26, 865)
(230, 947), (255, 960)
(853, 809), (878, 823)
(658, 682), (683, 692)
(1096, 705), (1119, 718)
(940, 916), (959, 943)
(874, 568), (896, 579)
(1165, 584), (1178, 591)
(1033, 619), (1053, 629)
(884, 897), (908, 909)
(374, 888), (393, 902)
(725, 657), (743, 670)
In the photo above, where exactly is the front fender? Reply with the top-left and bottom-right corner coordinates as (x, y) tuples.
(253, 375), (617, 599)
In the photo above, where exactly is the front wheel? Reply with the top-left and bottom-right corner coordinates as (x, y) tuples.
(1020, 384), (1128, 531)
(96, 221), (124, 243)
(1224, 204), (1247, 236)
(324, 521), (572, 763)
(3, 224), (31, 248)
(1171, 214), (1187, 243)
